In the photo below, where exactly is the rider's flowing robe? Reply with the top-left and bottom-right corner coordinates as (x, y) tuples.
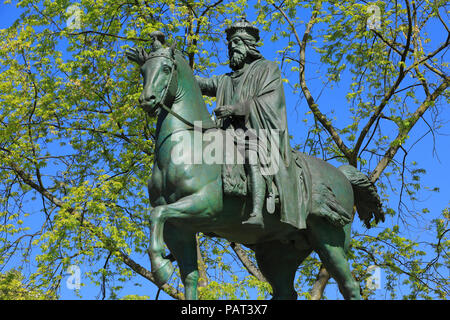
(197, 58), (309, 230)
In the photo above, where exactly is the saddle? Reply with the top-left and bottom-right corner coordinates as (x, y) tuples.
(222, 148), (351, 228)
(221, 148), (308, 206)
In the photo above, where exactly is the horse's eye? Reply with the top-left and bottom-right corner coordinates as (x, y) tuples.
(162, 65), (171, 74)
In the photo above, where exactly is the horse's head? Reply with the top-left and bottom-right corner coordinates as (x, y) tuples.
(127, 37), (178, 117)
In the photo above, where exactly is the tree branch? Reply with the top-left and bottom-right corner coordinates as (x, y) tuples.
(370, 78), (449, 182)
(272, 1), (353, 161)
(230, 242), (267, 283)
(353, 0), (414, 162)
(197, 235), (209, 288)
(309, 264), (331, 300)
(8, 162), (184, 299)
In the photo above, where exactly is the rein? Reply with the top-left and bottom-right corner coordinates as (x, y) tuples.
(159, 103), (216, 131)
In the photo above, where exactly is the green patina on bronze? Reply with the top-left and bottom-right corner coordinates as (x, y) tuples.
(196, 28), (307, 229)
(126, 20), (384, 300)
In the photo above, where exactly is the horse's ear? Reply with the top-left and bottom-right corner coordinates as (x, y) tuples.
(169, 43), (176, 58)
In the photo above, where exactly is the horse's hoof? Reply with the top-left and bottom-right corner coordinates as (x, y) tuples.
(152, 258), (174, 286)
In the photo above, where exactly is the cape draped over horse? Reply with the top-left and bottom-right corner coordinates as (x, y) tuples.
(126, 40), (384, 300)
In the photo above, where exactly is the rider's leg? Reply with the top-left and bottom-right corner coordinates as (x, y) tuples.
(242, 160), (266, 226)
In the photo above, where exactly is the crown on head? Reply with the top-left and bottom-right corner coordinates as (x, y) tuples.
(225, 16), (260, 42)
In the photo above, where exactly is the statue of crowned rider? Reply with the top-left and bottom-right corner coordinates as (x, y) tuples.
(196, 17), (309, 229)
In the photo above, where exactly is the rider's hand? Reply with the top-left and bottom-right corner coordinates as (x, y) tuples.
(214, 105), (234, 118)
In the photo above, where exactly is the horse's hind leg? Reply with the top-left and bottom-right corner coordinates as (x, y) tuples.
(253, 241), (311, 300)
(164, 222), (199, 300)
(307, 215), (361, 300)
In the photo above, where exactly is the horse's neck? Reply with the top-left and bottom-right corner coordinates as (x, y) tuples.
(155, 56), (214, 145)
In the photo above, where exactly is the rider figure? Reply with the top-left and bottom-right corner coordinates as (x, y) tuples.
(196, 17), (306, 229)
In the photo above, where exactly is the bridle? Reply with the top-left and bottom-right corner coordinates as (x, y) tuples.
(144, 52), (217, 131)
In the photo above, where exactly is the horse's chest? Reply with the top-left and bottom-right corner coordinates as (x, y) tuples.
(148, 164), (164, 204)
(149, 159), (197, 202)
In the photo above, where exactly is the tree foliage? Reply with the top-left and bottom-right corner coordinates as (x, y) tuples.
(0, 269), (50, 299)
(0, 0), (448, 299)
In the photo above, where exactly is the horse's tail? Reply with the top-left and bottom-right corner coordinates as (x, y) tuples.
(338, 165), (385, 228)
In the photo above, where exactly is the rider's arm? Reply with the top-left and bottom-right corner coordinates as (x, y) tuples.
(195, 75), (219, 97)
(229, 101), (249, 117)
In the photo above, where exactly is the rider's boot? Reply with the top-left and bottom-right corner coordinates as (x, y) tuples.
(242, 164), (265, 227)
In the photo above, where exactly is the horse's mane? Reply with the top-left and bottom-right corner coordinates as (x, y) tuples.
(173, 50), (197, 82)
(171, 49), (214, 124)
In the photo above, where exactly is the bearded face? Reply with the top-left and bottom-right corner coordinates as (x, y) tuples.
(228, 36), (248, 71)
(230, 51), (247, 70)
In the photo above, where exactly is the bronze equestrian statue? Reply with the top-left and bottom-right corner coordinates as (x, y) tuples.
(126, 19), (384, 300)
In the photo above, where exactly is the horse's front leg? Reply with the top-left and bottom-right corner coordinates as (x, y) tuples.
(149, 184), (221, 287)
(148, 203), (175, 286)
(164, 222), (199, 300)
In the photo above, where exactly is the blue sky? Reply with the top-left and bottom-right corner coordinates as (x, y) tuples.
(1, 1), (448, 300)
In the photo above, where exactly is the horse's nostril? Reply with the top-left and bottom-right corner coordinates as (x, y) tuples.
(140, 95), (156, 105)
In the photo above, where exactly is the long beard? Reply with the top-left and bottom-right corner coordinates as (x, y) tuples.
(230, 51), (246, 71)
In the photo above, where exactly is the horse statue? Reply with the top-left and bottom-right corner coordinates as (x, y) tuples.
(126, 37), (384, 300)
